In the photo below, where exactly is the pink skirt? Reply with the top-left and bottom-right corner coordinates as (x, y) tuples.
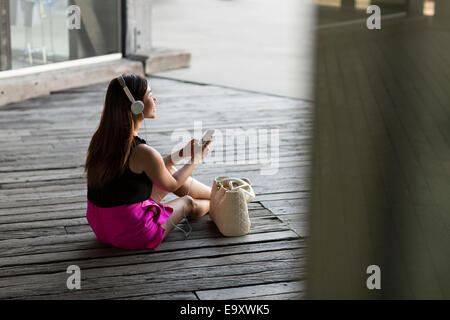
(86, 197), (174, 250)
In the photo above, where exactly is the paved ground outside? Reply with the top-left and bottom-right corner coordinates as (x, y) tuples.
(151, 0), (316, 100)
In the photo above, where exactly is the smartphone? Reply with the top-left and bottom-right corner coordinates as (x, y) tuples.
(201, 129), (215, 147)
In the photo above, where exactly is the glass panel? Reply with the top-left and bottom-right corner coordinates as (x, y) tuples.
(6, 0), (120, 70)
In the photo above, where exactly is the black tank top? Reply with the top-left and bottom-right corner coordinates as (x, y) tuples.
(87, 135), (153, 208)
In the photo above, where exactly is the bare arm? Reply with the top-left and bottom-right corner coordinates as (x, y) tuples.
(163, 148), (183, 167)
(140, 140), (211, 192)
(140, 145), (196, 192)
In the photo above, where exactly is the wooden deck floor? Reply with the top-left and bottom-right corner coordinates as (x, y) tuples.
(0, 78), (311, 299)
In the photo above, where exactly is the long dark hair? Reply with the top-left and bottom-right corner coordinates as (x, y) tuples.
(84, 73), (148, 189)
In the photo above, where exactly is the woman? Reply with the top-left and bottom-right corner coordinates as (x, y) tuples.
(84, 73), (212, 250)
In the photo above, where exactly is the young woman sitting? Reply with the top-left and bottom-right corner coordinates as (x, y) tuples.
(84, 74), (213, 250)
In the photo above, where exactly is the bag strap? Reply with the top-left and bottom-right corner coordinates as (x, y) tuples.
(217, 177), (248, 187)
(217, 177), (254, 198)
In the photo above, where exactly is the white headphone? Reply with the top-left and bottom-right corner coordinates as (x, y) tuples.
(117, 75), (145, 115)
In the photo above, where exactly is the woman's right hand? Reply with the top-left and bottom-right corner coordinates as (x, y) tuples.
(188, 138), (213, 163)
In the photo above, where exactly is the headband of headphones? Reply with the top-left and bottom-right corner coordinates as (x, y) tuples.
(117, 75), (145, 115)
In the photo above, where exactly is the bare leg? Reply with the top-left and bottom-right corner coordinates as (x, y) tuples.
(174, 176), (211, 199)
(161, 195), (210, 239)
(151, 164), (211, 202)
(151, 162), (211, 240)
(169, 164), (211, 199)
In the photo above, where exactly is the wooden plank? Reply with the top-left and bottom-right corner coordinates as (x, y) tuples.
(278, 214), (308, 238)
(0, 230), (300, 268)
(0, 240), (305, 277)
(0, 227), (67, 241)
(256, 191), (309, 202)
(0, 205), (279, 249)
(0, 202), (271, 223)
(0, 250), (298, 298)
(261, 199), (309, 215)
(64, 216), (289, 241)
(236, 291), (304, 300)
(14, 267), (305, 300)
(0, 249), (304, 290)
(0, 205), (272, 224)
(195, 281), (304, 300)
(118, 292), (198, 300)
(0, 217), (87, 231)
(0, 215), (289, 257)
(0, 213), (291, 252)
(2, 260), (304, 300)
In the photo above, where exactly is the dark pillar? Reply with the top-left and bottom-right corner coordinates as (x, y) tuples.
(0, 0), (12, 71)
(341, 0), (355, 8)
(435, 0), (450, 16)
(308, 1), (450, 299)
(407, 0), (424, 16)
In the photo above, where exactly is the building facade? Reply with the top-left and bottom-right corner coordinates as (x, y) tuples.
(0, 0), (189, 106)
(0, 0), (125, 72)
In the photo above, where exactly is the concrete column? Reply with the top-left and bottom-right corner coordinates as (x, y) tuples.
(125, 0), (153, 56)
(125, 0), (191, 75)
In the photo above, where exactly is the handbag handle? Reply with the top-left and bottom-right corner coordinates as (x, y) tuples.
(216, 177), (255, 199)
(218, 177), (248, 188)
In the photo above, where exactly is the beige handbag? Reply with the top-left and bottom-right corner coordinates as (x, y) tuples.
(210, 176), (256, 237)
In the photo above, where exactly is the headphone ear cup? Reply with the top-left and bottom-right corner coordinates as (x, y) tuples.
(131, 101), (144, 115)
